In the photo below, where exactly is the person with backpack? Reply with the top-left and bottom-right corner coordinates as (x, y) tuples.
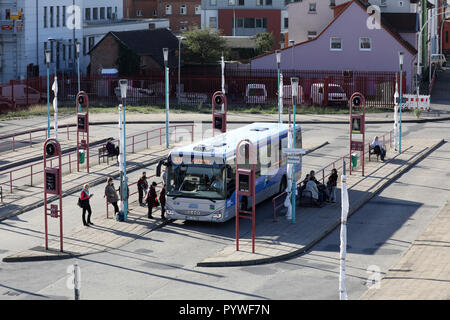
(104, 177), (119, 216)
(145, 181), (158, 219)
(79, 184), (94, 226)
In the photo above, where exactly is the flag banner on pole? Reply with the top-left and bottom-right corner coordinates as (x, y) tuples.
(52, 76), (58, 139)
(279, 73), (284, 116)
(339, 173), (349, 300)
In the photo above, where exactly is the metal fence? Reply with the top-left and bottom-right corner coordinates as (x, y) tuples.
(0, 69), (405, 111)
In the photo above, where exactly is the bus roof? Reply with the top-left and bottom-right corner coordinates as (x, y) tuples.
(170, 122), (300, 159)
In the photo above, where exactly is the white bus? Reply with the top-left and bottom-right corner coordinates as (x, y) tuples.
(162, 122), (302, 222)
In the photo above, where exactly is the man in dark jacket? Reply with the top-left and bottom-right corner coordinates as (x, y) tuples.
(137, 172), (148, 206)
(146, 181), (158, 219)
(159, 183), (166, 220)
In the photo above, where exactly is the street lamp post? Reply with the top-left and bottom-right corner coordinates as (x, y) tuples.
(276, 50), (281, 123)
(119, 79), (128, 221)
(177, 36), (186, 105)
(288, 40), (295, 125)
(76, 41), (81, 112)
(291, 77), (299, 224)
(399, 52), (404, 154)
(163, 48), (170, 148)
(45, 49), (51, 138)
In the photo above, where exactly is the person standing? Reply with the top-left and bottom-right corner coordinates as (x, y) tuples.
(104, 177), (119, 216)
(80, 184), (94, 226)
(137, 172), (148, 207)
(159, 183), (166, 220)
(145, 182), (158, 219)
(327, 169), (338, 203)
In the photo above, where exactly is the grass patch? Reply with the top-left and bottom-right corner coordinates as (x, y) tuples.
(0, 102), (399, 120)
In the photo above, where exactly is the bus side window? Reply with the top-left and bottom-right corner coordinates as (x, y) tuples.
(296, 130), (302, 148)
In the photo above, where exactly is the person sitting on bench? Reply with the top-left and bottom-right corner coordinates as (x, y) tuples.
(106, 139), (119, 157)
(371, 136), (386, 161)
(304, 175), (323, 204)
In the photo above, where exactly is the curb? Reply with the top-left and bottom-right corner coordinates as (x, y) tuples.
(2, 217), (174, 263)
(0, 155), (167, 222)
(196, 138), (446, 267)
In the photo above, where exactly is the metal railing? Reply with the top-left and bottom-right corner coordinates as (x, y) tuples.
(0, 124), (194, 195)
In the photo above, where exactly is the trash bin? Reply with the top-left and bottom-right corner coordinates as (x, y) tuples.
(351, 152), (358, 167)
(79, 150), (85, 164)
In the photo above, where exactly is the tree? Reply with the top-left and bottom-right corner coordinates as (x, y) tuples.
(255, 32), (275, 55)
(181, 28), (227, 64)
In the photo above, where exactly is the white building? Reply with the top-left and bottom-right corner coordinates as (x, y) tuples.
(0, 0), (168, 82)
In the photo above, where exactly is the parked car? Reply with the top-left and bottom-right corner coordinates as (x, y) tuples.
(430, 54), (447, 69)
(310, 83), (347, 106)
(245, 84), (267, 105)
(283, 84), (305, 105)
(114, 85), (156, 104)
(0, 84), (41, 106)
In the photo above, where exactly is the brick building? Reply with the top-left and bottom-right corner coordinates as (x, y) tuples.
(125, 0), (202, 33)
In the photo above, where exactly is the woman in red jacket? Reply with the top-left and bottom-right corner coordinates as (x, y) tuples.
(80, 184), (94, 226)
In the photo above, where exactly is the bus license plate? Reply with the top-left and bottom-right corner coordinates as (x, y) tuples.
(185, 216), (199, 221)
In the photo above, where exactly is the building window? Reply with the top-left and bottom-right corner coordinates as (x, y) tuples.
(195, 5), (201, 15)
(446, 31), (448, 43)
(50, 40), (54, 62)
(210, 0), (217, 6)
(307, 31), (317, 40)
(63, 44), (66, 61)
(63, 6), (66, 27)
(68, 40), (72, 60)
(166, 5), (172, 15)
(181, 26), (187, 31)
(239, 0), (245, 5)
(180, 5), (187, 15)
(88, 37), (95, 51)
(107, 7), (112, 19)
(153, 10), (157, 17)
(309, 3), (317, 13)
(330, 37), (342, 50)
(399, 1), (404, 7)
(266, 0), (272, 5)
(256, 0), (263, 6)
(284, 17), (288, 29)
(228, 0), (235, 5)
(85, 8), (91, 21)
(136, 10), (143, 17)
(209, 17), (217, 28)
(83, 37), (87, 56)
(380, 0), (387, 6)
(359, 37), (372, 50)
(43, 7), (47, 28)
(100, 7), (105, 19)
(93, 8), (98, 20)
(56, 6), (60, 27)
(330, 0), (336, 6)
(50, 6), (54, 27)
(43, 42), (47, 63)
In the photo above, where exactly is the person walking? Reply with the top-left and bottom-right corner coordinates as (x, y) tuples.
(104, 177), (119, 216)
(137, 172), (148, 207)
(145, 182), (158, 219)
(159, 183), (166, 220)
(327, 169), (338, 203)
(80, 184), (94, 226)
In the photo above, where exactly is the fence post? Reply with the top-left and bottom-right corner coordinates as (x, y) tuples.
(160, 128), (162, 145)
(67, 125), (70, 140)
(191, 124), (194, 142)
(322, 169), (325, 184)
(30, 165), (33, 186)
(29, 132), (32, 147)
(146, 131), (149, 149)
(132, 136), (135, 153)
(10, 171), (12, 193)
(12, 136), (15, 152)
(69, 153), (71, 173)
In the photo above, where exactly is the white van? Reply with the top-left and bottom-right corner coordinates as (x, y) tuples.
(245, 84), (267, 105)
(0, 84), (41, 106)
(310, 83), (347, 106)
(430, 54), (447, 68)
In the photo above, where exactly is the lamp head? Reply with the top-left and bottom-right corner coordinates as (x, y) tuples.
(399, 51), (404, 69)
(276, 50), (281, 64)
(45, 50), (51, 65)
(76, 42), (81, 55)
(289, 40), (295, 46)
(119, 79), (128, 99)
(163, 47), (169, 64)
(291, 77), (299, 97)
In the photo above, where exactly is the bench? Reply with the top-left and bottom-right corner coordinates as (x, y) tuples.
(368, 143), (385, 162)
(98, 146), (118, 165)
(296, 186), (323, 207)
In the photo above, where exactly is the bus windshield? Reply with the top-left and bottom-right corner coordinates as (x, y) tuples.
(167, 164), (226, 200)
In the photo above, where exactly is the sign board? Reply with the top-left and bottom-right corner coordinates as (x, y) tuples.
(50, 204), (59, 218)
(237, 168), (253, 196)
(45, 167), (60, 194)
(287, 155), (301, 164)
(351, 141), (364, 151)
(282, 148), (306, 155)
(397, 94), (430, 110)
(77, 114), (87, 132)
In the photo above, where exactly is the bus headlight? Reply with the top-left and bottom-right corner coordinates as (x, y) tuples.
(212, 209), (224, 219)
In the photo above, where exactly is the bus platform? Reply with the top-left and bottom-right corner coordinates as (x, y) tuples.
(2, 138), (444, 266)
(196, 138), (445, 267)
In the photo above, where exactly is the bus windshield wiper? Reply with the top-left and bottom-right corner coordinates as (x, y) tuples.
(207, 198), (216, 203)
